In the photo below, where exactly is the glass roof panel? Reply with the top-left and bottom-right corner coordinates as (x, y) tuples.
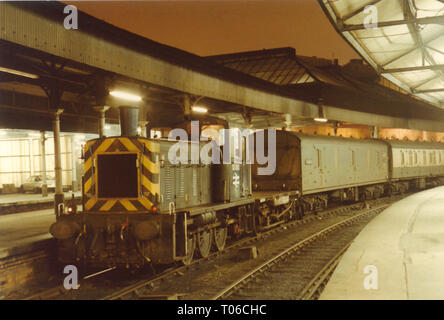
(319, 0), (444, 107)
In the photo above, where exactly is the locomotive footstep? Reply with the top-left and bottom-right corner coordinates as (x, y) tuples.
(238, 246), (258, 260)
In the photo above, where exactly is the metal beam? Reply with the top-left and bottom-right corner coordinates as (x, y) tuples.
(415, 88), (444, 94)
(381, 33), (444, 67)
(381, 65), (444, 73)
(0, 3), (318, 119)
(341, 15), (444, 31)
(318, 0), (444, 108)
(324, 105), (444, 132)
(339, 0), (383, 23)
(4, 2), (444, 133)
(412, 74), (441, 89)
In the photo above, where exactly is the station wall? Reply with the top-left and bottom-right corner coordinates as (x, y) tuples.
(0, 135), (82, 190)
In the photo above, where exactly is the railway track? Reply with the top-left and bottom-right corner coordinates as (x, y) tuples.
(104, 199), (396, 300)
(1, 247), (57, 300)
(211, 204), (385, 300)
(21, 196), (401, 300)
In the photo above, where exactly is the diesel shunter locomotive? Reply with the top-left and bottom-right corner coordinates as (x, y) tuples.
(50, 107), (444, 268)
(51, 106), (254, 267)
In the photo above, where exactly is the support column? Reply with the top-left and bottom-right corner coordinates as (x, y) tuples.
(93, 106), (110, 138)
(333, 121), (339, 136)
(284, 114), (292, 131)
(29, 137), (34, 176)
(242, 107), (252, 129)
(370, 126), (379, 139)
(145, 122), (152, 138)
(183, 94), (192, 119)
(138, 121), (149, 138)
(40, 131), (48, 197)
(70, 136), (77, 192)
(53, 109), (64, 215)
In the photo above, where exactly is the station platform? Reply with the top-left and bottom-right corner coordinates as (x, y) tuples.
(0, 191), (81, 215)
(321, 186), (444, 300)
(0, 209), (56, 259)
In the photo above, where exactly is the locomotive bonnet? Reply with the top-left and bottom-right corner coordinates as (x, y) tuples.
(50, 107), (253, 267)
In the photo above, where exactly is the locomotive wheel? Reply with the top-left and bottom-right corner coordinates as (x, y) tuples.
(213, 227), (227, 251)
(182, 234), (196, 266)
(197, 230), (213, 258)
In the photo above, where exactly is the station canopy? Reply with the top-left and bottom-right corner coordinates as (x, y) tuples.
(319, 0), (444, 107)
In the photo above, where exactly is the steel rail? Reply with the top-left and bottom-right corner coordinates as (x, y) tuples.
(297, 242), (351, 300)
(210, 204), (388, 300)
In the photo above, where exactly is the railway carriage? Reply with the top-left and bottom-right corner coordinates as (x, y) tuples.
(253, 131), (389, 212)
(385, 140), (444, 193)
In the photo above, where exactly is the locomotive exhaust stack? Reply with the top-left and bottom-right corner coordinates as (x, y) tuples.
(119, 106), (139, 136)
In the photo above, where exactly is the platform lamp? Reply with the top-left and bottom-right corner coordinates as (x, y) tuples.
(190, 95), (208, 114)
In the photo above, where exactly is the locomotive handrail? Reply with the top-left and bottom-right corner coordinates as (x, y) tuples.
(89, 148), (95, 197)
(56, 203), (64, 218)
(140, 143), (146, 198)
(169, 202), (176, 215)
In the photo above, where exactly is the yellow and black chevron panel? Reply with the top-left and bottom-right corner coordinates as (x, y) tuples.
(83, 137), (160, 213)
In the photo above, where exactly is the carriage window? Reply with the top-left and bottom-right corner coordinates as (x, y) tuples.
(423, 151), (427, 164)
(409, 151), (412, 167)
(414, 152), (418, 165)
(401, 152), (405, 165)
(317, 149), (322, 168)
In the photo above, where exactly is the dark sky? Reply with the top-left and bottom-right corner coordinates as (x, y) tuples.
(68, 0), (359, 63)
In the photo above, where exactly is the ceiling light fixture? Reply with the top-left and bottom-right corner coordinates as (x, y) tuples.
(192, 106), (208, 113)
(109, 90), (142, 102)
(0, 66), (39, 79)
